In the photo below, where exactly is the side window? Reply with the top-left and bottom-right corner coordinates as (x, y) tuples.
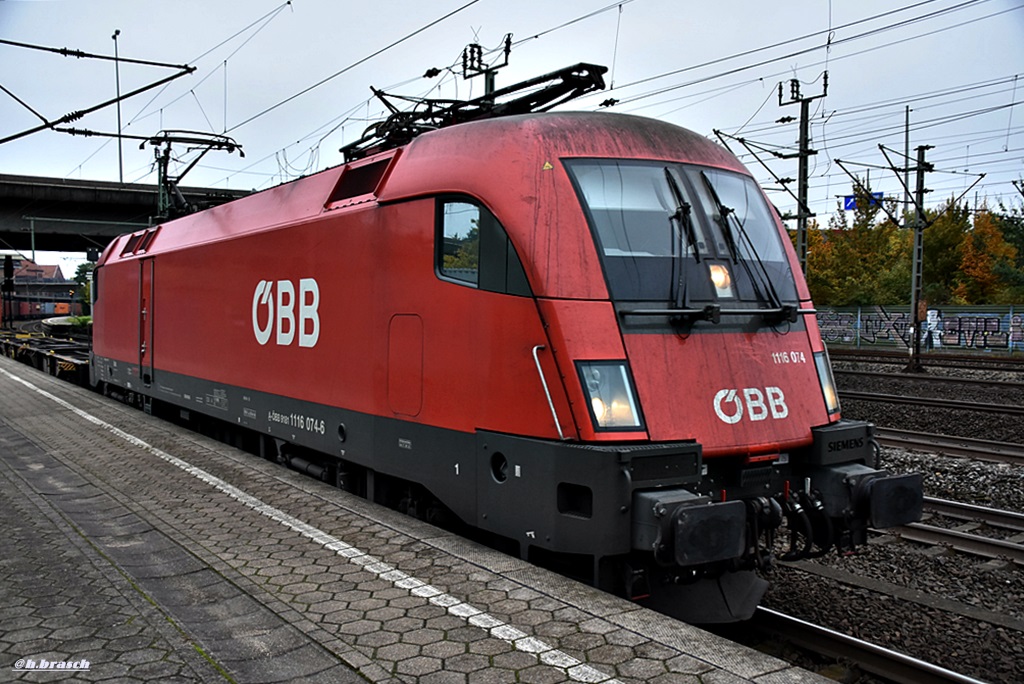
(436, 198), (531, 296)
(440, 201), (480, 285)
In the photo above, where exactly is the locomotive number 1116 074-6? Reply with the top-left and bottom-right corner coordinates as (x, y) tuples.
(268, 408), (326, 435)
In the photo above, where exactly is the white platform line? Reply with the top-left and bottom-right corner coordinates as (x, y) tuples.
(1, 368), (623, 684)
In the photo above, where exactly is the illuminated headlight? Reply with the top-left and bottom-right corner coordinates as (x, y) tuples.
(577, 361), (644, 430)
(708, 263), (735, 298)
(814, 348), (841, 415)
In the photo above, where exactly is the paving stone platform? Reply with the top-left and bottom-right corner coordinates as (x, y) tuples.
(0, 355), (829, 683)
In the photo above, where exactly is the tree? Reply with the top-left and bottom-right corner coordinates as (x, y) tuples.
(74, 262), (95, 284)
(952, 207), (1018, 304)
(921, 199), (969, 305)
(804, 184), (910, 306)
(802, 218), (840, 305)
(992, 203), (1024, 301)
(73, 261), (96, 314)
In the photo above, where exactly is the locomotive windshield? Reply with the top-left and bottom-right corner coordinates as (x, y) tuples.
(566, 160), (797, 307)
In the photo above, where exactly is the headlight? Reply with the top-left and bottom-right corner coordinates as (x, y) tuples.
(708, 262), (735, 298)
(577, 361), (644, 430)
(814, 348), (841, 415)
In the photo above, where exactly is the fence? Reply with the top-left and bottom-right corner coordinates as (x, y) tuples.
(818, 306), (1023, 354)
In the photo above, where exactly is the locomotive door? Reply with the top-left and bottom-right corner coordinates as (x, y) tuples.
(139, 258), (154, 386)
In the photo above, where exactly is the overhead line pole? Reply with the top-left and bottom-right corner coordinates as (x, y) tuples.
(777, 74), (827, 274)
(112, 29), (123, 184)
(904, 106), (911, 221)
(906, 145), (933, 373)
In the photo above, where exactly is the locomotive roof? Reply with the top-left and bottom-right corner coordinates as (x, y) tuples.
(378, 111), (746, 202)
(100, 111), (749, 265)
(414, 111), (742, 172)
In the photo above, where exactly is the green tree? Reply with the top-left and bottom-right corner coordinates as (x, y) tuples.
(73, 261), (96, 314)
(805, 184), (910, 306)
(995, 202), (1024, 265)
(992, 203), (1024, 301)
(921, 199), (970, 305)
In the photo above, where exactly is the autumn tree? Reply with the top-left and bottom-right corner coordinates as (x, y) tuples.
(952, 206), (1018, 304)
(802, 218), (839, 304)
(795, 189), (1024, 307)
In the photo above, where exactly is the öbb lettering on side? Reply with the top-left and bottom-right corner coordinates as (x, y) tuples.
(252, 279), (320, 348)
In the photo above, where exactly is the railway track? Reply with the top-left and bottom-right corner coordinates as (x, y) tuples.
(836, 368), (1024, 391)
(894, 524), (1024, 567)
(890, 497), (1024, 567)
(751, 607), (989, 684)
(828, 347), (1024, 373)
(875, 428), (1024, 466)
(924, 497), (1024, 532)
(840, 390), (1024, 416)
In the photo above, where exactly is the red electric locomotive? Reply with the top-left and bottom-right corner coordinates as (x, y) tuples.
(91, 65), (922, 622)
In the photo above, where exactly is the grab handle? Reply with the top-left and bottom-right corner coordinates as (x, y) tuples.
(532, 345), (566, 441)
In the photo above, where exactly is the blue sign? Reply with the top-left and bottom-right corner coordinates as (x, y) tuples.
(844, 193), (884, 210)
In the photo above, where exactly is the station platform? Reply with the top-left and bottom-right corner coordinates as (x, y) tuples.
(0, 354), (828, 683)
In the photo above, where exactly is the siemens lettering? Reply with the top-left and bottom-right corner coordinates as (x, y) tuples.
(252, 279), (320, 347)
(827, 437), (865, 452)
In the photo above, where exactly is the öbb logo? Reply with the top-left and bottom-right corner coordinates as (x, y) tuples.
(713, 387), (788, 424)
(252, 279), (320, 348)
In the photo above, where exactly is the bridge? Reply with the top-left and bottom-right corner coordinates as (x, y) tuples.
(0, 174), (249, 254)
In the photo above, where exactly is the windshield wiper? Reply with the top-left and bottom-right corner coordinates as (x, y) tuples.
(699, 171), (795, 321)
(664, 168), (698, 309)
(699, 170), (741, 265)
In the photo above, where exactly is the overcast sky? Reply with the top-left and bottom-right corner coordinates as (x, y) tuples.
(2, 0), (1023, 267)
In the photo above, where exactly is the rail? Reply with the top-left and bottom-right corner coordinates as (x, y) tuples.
(894, 521), (1024, 567)
(828, 346), (1024, 369)
(875, 428), (1024, 466)
(923, 496), (1024, 532)
(752, 607), (989, 684)
(835, 368), (1024, 391)
(840, 390), (1024, 416)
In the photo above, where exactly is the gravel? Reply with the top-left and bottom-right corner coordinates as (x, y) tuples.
(755, 360), (1024, 683)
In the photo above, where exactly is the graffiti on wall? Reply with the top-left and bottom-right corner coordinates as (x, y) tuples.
(819, 307), (1023, 352)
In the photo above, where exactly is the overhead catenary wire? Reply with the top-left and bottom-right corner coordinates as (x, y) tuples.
(157, 0), (1022, 206)
(591, 0), (992, 107)
(225, 0), (484, 134)
(208, 0), (640, 188)
(33, 0), (1015, 215)
(64, 0), (295, 178)
(603, 0), (1015, 113)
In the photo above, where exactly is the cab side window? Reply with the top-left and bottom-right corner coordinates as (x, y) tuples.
(437, 198), (531, 296)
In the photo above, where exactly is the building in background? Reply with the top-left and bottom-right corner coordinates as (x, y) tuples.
(1, 251), (80, 319)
